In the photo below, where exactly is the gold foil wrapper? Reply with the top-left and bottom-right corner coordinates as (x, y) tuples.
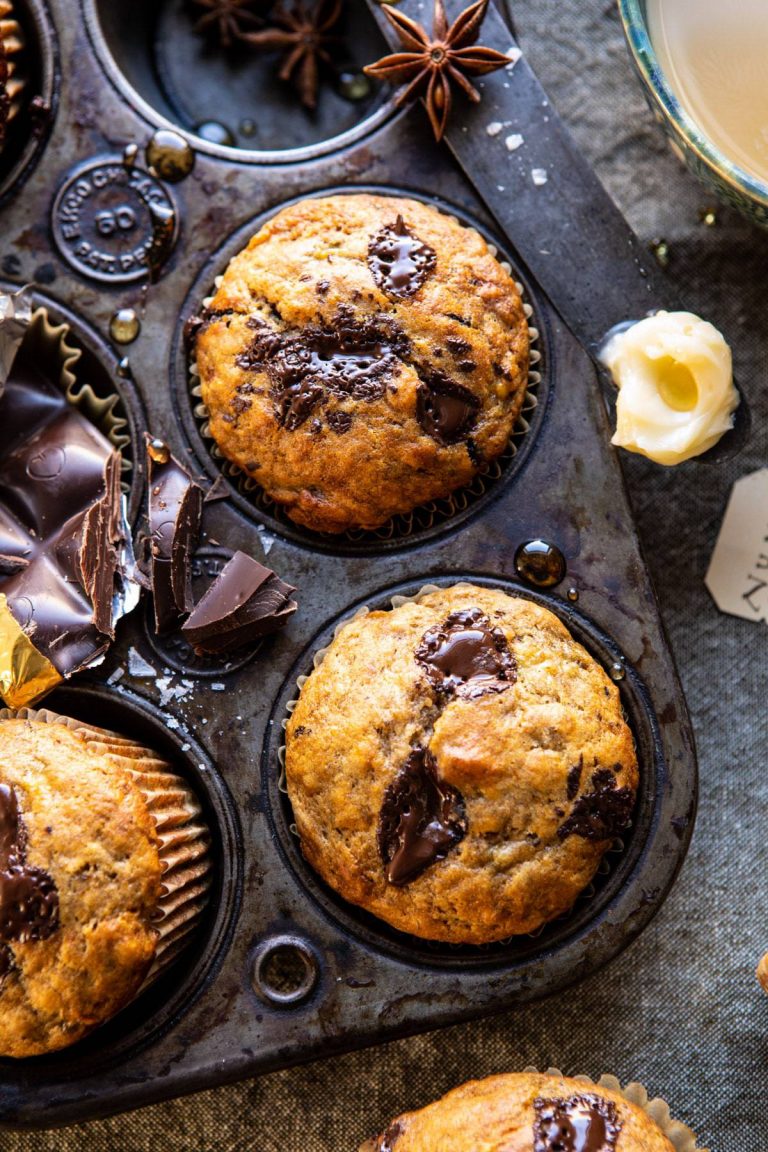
(0, 594), (62, 708)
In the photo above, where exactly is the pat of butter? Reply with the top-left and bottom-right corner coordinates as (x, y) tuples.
(600, 311), (739, 465)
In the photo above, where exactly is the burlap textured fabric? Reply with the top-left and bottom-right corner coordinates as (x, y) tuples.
(2, 1), (767, 1148)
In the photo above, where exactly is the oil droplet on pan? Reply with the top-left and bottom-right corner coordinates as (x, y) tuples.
(566, 586), (579, 602)
(514, 539), (566, 588)
(337, 71), (372, 102)
(122, 143), (138, 170)
(109, 308), (141, 345)
(609, 661), (626, 682)
(195, 120), (235, 147)
(145, 130), (195, 183)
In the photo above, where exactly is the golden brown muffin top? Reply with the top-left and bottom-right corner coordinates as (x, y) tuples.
(0, 717), (164, 1058)
(286, 585), (638, 944)
(195, 193), (530, 534)
(363, 1073), (677, 1152)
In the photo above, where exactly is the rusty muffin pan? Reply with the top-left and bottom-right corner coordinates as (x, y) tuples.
(0, 0), (705, 1129)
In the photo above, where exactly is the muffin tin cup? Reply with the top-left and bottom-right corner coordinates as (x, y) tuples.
(81, 0), (398, 164)
(0, 684), (242, 1075)
(270, 575), (662, 971)
(0, 705), (214, 987)
(2, 285), (147, 523)
(178, 185), (548, 556)
(360, 1069), (708, 1152)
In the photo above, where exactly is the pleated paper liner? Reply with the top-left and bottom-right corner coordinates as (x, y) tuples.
(23, 305), (134, 486)
(0, 707), (213, 987)
(0, 0), (26, 142)
(278, 583), (631, 957)
(188, 219), (543, 546)
(359, 1069), (707, 1152)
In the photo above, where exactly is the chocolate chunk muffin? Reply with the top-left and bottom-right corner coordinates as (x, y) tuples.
(285, 584), (638, 944)
(0, 710), (211, 1058)
(194, 194), (530, 534)
(362, 1072), (689, 1152)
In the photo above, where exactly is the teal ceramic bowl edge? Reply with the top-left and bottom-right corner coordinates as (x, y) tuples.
(618, 0), (768, 225)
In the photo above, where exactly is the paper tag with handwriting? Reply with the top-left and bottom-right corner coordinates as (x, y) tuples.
(706, 469), (768, 623)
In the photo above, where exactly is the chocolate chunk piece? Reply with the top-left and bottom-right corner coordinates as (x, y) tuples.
(182, 551), (297, 655)
(416, 370), (479, 444)
(367, 215), (437, 299)
(557, 768), (635, 842)
(378, 748), (467, 886)
(0, 783), (59, 988)
(236, 306), (410, 432)
(566, 758), (583, 800)
(416, 608), (516, 700)
(79, 452), (125, 638)
(533, 1093), (622, 1152)
(142, 437), (204, 635)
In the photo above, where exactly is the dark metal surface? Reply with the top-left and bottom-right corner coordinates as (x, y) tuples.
(0, 0), (702, 1128)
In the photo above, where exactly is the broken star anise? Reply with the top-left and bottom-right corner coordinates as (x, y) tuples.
(240, 0), (343, 111)
(191, 0), (267, 49)
(364, 0), (513, 142)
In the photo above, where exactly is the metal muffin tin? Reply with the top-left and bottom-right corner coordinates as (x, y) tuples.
(0, 0), (703, 1128)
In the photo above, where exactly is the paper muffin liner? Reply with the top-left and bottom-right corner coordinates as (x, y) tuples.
(360, 1069), (707, 1152)
(0, 707), (213, 988)
(25, 306), (133, 486)
(0, 0), (27, 140)
(188, 209), (543, 543)
(279, 583), (629, 949)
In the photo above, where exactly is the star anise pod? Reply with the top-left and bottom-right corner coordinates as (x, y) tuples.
(240, 0), (343, 111)
(364, 0), (513, 141)
(191, 0), (268, 49)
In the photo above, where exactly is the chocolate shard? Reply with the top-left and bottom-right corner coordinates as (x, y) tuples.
(533, 1092), (622, 1152)
(557, 767), (635, 842)
(415, 608), (516, 699)
(415, 369), (479, 444)
(378, 747), (467, 886)
(142, 436), (204, 635)
(0, 783), (59, 988)
(181, 551), (297, 655)
(79, 452), (124, 639)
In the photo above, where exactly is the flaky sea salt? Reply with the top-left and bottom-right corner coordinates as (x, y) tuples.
(532, 168), (549, 186)
(487, 121), (504, 137)
(506, 46), (522, 68)
(505, 133), (524, 152)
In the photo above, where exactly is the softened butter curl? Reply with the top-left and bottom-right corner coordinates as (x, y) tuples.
(600, 310), (739, 465)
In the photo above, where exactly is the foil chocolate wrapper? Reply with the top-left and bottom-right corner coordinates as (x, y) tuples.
(0, 593), (62, 708)
(0, 285), (31, 394)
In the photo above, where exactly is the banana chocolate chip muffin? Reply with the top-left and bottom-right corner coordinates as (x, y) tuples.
(193, 193), (530, 534)
(0, 710), (211, 1058)
(285, 584), (638, 944)
(362, 1072), (691, 1152)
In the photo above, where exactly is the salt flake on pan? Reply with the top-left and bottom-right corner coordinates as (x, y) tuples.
(128, 648), (156, 678)
(505, 133), (524, 152)
(532, 168), (548, 186)
(506, 46), (522, 68)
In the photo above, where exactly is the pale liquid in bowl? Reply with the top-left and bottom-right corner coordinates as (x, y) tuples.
(646, 0), (768, 185)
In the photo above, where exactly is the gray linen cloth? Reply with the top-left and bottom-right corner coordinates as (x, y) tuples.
(3, 1), (767, 1148)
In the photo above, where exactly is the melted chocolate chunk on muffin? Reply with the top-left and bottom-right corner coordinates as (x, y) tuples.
(364, 1073), (680, 1152)
(378, 748), (467, 886)
(415, 607), (515, 699)
(0, 784), (59, 982)
(534, 1092), (622, 1152)
(286, 584), (638, 944)
(195, 194), (529, 534)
